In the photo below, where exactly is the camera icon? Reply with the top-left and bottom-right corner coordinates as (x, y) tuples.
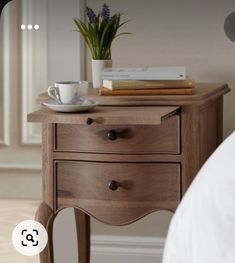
(12, 220), (48, 256)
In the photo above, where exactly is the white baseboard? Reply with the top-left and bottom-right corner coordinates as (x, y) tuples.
(91, 235), (165, 263)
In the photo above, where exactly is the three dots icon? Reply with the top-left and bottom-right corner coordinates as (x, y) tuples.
(21, 24), (40, 30)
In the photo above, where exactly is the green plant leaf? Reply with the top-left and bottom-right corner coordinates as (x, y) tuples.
(73, 6), (132, 59)
(114, 32), (133, 38)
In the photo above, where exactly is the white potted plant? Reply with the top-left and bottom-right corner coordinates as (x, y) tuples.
(74, 3), (131, 88)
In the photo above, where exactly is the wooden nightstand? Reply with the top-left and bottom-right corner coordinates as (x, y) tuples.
(28, 83), (229, 263)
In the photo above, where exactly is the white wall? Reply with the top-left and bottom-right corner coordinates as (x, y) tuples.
(47, 0), (85, 84)
(86, 0), (235, 137)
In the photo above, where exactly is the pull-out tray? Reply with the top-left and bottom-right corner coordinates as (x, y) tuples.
(27, 106), (180, 125)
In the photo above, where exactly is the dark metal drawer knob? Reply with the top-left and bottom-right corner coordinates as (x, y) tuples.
(108, 180), (120, 191)
(86, 118), (93, 125)
(107, 130), (118, 140)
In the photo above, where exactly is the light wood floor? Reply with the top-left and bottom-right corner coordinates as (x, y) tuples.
(0, 199), (40, 263)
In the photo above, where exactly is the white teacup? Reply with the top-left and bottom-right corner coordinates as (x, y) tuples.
(48, 81), (88, 104)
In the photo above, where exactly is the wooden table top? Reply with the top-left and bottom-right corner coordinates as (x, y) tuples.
(36, 83), (230, 106)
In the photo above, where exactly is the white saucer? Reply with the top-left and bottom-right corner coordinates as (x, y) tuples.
(43, 99), (98, 113)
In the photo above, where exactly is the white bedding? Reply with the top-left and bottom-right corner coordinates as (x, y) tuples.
(162, 131), (235, 263)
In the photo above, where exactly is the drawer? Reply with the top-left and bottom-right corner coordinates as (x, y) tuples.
(56, 161), (180, 225)
(54, 115), (180, 154)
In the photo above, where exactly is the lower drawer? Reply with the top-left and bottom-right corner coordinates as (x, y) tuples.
(56, 161), (180, 225)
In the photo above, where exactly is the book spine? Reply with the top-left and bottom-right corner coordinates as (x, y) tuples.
(99, 87), (193, 96)
(104, 80), (194, 90)
(102, 73), (186, 80)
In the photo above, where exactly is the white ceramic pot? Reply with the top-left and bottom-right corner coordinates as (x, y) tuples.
(91, 59), (112, 88)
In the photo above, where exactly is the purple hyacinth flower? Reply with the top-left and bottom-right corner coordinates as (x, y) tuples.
(86, 7), (97, 23)
(101, 3), (110, 20)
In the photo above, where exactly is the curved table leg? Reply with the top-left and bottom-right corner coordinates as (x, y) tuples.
(74, 209), (90, 263)
(35, 202), (55, 263)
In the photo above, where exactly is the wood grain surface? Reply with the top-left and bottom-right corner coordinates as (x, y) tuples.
(74, 210), (90, 263)
(36, 83), (229, 106)
(53, 151), (182, 163)
(55, 115), (180, 154)
(28, 106), (179, 125)
(35, 202), (55, 263)
(42, 124), (54, 210)
(199, 99), (224, 165)
(56, 161), (180, 225)
(28, 82), (230, 262)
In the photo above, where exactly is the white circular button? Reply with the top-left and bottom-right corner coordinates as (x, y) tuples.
(12, 220), (48, 256)
(27, 24), (33, 30)
(34, 24), (40, 30)
(21, 24), (26, 30)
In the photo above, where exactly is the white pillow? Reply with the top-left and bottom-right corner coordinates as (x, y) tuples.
(162, 131), (235, 263)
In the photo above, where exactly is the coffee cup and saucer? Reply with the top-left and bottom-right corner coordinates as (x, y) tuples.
(43, 81), (98, 113)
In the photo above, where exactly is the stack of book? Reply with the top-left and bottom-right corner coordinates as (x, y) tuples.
(99, 67), (194, 96)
